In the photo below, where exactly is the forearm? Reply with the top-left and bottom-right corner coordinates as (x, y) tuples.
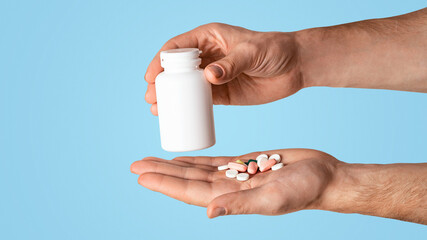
(319, 162), (427, 224)
(296, 8), (427, 92)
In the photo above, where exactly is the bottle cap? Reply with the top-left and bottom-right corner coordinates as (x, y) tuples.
(160, 48), (202, 69)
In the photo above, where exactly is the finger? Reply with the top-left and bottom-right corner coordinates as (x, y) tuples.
(204, 43), (256, 85)
(150, 103), (158, 116)
(207, 183), (282, 218)
(145, 30), (200, 84)
(173, 156), (236, 167)
(131, 159), (215, 182)
(145, 83), (156, 104)
(138, 173), (212, 206)
(130, 158), (213, 175)
(211, 84), (231, 105)
(153, 157), (217, 171)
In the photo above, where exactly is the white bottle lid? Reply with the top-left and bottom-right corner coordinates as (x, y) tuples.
(160, 48), (202, 69)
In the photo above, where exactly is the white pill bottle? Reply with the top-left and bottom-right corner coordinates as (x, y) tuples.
(155, 48), (216, 152)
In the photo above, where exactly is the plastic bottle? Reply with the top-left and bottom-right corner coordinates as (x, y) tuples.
(155, 48), (215, 152)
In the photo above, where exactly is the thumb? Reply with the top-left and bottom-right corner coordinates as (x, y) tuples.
(204, 44), (255, 85)
(207, 187), (271, 218)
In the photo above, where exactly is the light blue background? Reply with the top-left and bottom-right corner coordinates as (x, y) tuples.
(1, 0), (426, 239)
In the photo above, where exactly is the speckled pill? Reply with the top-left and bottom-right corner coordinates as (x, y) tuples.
(247, 159), (258, 174)
(228, 162), (248, 172)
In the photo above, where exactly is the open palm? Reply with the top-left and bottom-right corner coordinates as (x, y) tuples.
(130, 149), (340, 218)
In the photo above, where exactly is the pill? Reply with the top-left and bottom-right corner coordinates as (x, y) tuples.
(226, 169), (238, 178)
(228, 162), (248, 172)
(218, 165), (229, 171)
(247, 159), (258, 174)
(257, 156), (268, 168)
(256, 154), (268, 161)
(271, 163), (284, 171)
(260, 158), (277, 172)
(236, 159), (246, 165)
(236, 173), (249, 181)
(268, 154), (281, 163)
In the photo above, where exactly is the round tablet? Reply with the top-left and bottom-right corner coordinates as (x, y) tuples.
(226, 169), (238, 178)
(218, 165), (229, 171)
(271, 163), (284, 171)
(256, 154), (268, 161)
(236, 173), (249, 181)
(269, 154), (281, 163)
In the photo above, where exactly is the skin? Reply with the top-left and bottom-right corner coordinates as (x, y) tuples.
(138, 8), (427, 223)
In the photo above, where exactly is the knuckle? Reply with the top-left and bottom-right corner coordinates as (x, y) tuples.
(162, 38), (177, 49)
(221, 57), (237, 72)
(201, 22), (224, 30)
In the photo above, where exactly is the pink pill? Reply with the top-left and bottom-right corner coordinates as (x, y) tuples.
(247, 161), (258, 174)
(259, 159), (277, 172)
(228, 162), (247, 172)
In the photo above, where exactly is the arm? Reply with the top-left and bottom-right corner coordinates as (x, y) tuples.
(320, 162), (427, 224)
(297, 8), (427, 92)
(145, 8), (427, 115)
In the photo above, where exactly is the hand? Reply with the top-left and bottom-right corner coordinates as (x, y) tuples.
(130, 149), (340, 218)
(145, 23), (303, 115)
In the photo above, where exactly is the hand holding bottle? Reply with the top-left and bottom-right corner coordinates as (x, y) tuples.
(145, 23), (303, 115)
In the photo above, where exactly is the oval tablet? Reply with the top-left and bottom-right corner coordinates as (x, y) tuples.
(247, 161), (258, 174)
(228, 162), (248, 172)
(236, 173), (249, 181)
(260, 158), (276, 172)
(226, 169), (238, 178)
(236, 159), (245, 165)
(218, 165), (229, 171)
(271, 163), (284, 171)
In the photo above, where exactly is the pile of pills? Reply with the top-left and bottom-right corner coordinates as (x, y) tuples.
(217, 153), (284, 181)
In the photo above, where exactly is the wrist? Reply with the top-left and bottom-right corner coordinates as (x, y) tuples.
(295, 27), (333, 89)
(318, 161), (427, 224)
(321, 162), (395, 215)
(317, 162), (374, 214)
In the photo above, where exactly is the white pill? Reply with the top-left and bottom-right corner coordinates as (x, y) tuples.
(269, 154), (281, 163)
(236, 173), (249, 181)
(271, 163), (284, 171)
(218, 165), (229, 171)
(226, 169), (238, 178)
(256, 154), (268, 161)
(257, 157), (268, 168)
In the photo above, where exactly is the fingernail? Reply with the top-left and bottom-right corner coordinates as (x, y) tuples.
(130, 162), (138, 174)
(130, 166), (136, 174)
(207, 65), (223, 79)
(211, 207), (226, 218)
